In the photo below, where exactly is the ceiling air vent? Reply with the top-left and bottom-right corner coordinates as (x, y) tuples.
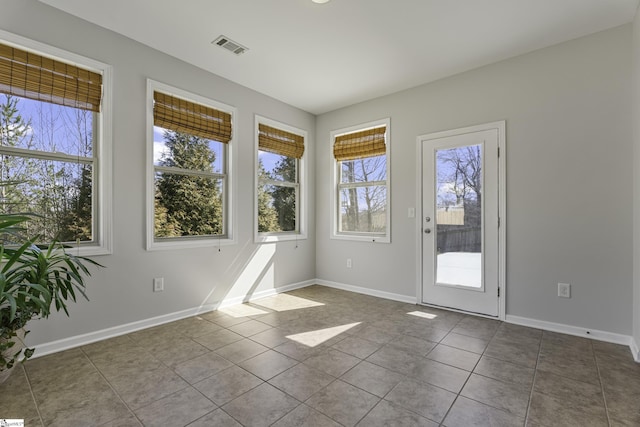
(212, 35), (248, 55)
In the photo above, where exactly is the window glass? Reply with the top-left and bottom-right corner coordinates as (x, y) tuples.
(0, 93), (96, 244)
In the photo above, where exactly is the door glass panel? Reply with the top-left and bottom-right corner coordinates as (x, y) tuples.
(435, 144), (482, 288)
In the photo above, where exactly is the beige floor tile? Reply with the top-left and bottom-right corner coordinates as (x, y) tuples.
(385, 379), (457, 423)
(97, 414), (142, 427)
(249, 327), (290, 348)
(133, 386), (215, 427)
(0, 366), (42, 425)
(440, 332), (488, 354)
(528, 391), (608, 427)
(331, 336), (382, 359)
(268, 363), (334, 401)
(306, 379), (380, 426)
(303, 348), (360, 377)
(239, 350), (298, 380)
(7, 286), (638, 427)
(215, 338), (269, 362)
(341, 360), (404, 397)
(194, 328), (244, 351)
(426, 344), (481, 371)
(228, 319), (273, 337)
(357, 399), (438, 426)
(105, 365), (190, 410)
(222, 383), (299, 427)
(194, 365), (263, 406)
(187, 409), (242, 426)
(411, 358), (471, 393)
(484, 336), (540, 369)
(272, 404), (342, 427)
(537, 347), (600, 386)
(174, 351), (234, 384)
(387, 334), (437, 356)
(461, 374), (531, 418)
(443, 396), (525, 427)
(474, 355), (535, 387)
(366, 344), (424, 376)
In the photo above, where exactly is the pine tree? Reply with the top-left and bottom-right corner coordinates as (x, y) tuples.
(155, 130), (223, 237)
(257, 158), (280, 233)
(270, 157), (297, 232)
(0, 95), (33, 216)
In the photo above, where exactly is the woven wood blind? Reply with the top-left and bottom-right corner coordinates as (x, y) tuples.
(153, 92), (232, 143)
(0, 43), (102, 112)
(333, 126), (386, 161)
(258, 123), (304, 159)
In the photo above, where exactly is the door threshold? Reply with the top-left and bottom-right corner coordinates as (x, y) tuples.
(417, 302), (500, 320)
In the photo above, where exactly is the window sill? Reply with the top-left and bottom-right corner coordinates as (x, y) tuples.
(147, 237), (236, 251)
(255, 232), (308, 244)
(330, 233), (390, 243)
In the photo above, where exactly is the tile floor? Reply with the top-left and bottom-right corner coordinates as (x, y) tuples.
(1, 285), (639, 426)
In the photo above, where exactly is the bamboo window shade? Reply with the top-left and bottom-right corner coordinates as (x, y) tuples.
(0, 43), (103, 112)
(258, 124), (304, 159)
(153, 92), (232, 144)
(333, 126), (386, 161)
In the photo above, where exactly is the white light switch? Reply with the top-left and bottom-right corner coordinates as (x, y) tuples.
(408, 208), (415, 218)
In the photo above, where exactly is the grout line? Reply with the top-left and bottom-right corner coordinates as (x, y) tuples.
(524, 331), (543, 426)
(20, 363), (45, 427)
(79, 346), (145, 426)
(592, 341), (613, 427)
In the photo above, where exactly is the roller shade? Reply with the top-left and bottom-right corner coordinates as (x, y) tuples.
(258, 123), (304, 159)
(153, 91), (232, 143)
(0, 43), (102, 112)
(333, 126), (386, 161)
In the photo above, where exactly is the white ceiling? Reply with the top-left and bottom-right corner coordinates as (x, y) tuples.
(40, 0), (639, 115)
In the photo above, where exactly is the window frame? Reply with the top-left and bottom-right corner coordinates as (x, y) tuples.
(254, 115), (307, 243)
(146, 79), (236, 250)
(0, 29), (113, 256)
(330, 118), (391, 243)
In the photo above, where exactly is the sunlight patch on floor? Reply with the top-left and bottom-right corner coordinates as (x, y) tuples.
(220, 304), (271, 318)
(253, 294), (325, 312)
(407, 311), (438, 320)
(286, 322), (361, 347)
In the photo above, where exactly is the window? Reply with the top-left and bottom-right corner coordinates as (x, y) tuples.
(255, 116), (306, 242)
(147, 80), (235, 250)
(331, 119), (390, 242)
(0, 31), (112, 255)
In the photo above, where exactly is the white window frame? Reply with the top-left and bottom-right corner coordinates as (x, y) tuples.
(0, 30), (113, 256)
(330, 118), (391, 243)
(146, 79), (236, 251)
(254, 115), (307, 243)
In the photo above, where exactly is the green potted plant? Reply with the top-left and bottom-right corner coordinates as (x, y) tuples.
(0, 212), (101, 383)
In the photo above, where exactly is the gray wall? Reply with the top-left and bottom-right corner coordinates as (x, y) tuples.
(1, 0), (635, 346)
(633, 10), (640, 353)
(316, 25), (633, 335)
(0, 0), (316, 345)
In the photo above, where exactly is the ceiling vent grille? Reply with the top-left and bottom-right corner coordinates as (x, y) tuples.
(212, 35), (248, 55)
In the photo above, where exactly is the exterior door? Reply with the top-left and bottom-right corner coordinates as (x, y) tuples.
(420, 125), (502, 317)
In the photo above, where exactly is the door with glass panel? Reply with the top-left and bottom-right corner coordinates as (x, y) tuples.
(420, 127), (500, 317)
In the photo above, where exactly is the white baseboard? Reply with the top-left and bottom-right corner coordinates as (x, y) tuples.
(631, 337), (640, 362)
(316, 279), (417, 305)
(506, 315), (632, 347)
(31, 279), (314, 359)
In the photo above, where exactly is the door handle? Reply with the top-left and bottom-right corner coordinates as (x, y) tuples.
(424, 229), (431, 234)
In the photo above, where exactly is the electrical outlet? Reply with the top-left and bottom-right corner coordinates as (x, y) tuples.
(558, 282), (570, 298)
(153, 277), (164, 292)
(346, 258), (352, 268)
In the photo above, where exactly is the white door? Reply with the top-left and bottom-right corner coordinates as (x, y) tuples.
(420, 125), (501, 317)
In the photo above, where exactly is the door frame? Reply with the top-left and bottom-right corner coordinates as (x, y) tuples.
(415, 121), (507, 320)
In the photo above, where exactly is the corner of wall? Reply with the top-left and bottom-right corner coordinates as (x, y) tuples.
(632, 5), (640, 362)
